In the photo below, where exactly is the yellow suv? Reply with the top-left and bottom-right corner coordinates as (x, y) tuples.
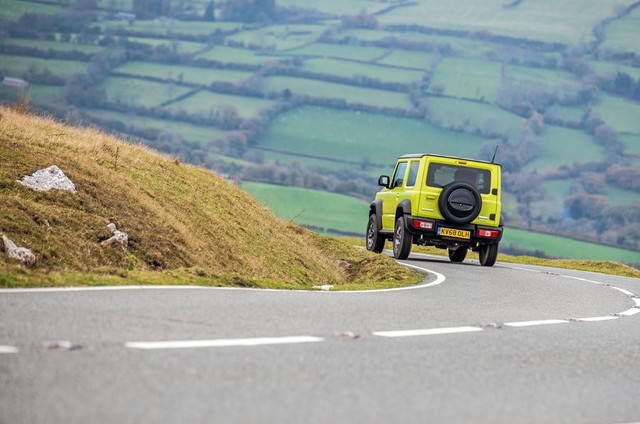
(366, 154), (503, 266)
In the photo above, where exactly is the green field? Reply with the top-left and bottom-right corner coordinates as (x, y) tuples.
(27, 84), (65, 101)
(620, 134), (640, 157)
(544, 105), (585, 126)
(301, 58), (426, 84)
(287, 43), (388, 62)
(167, 90), (274, 119)
(262, 76), (413, 109)
(242, 181), (369, 234)
(0, 54), (88, 78)
(503, 228), (640, 263)
(2, 38), (104, 54)
(525, 126), (606, 172)
(112, 61), (254, 85)
(377, 49), (435, 70)
(83, 108), (227, 143)
(600, 5), (640, 56)
(226, 24), (326, 51)
(0, 0), (62, 20)
(277, 0), (391, 16)
(96, 19), (242, 37)
(127, 37), (208, 54)
(429, 57), (502, 102)
(592, 94), (640, 135)
(426, 96), (526, 139)
(102, 76), (193, 107)
(241, 181), (640, 264)
(377, 0), (636, 45)
(261, 106), (489, 167)
(196, 45), (281, 65)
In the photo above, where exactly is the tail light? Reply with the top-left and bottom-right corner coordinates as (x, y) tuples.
(412, 219), (434, 230)
(478, 228), (501, 239)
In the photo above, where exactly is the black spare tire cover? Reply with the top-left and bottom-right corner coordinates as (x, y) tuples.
(438, 182), (482, 225)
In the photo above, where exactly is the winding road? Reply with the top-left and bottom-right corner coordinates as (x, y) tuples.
(1, 252), (640, 424)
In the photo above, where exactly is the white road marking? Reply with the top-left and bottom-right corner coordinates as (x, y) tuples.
(373, 326), (483, 338)
(578, 316), (619, 322)
(504, 319), (569, 328)
(125, 336), (324, 350)
(0, 345), (19, 353)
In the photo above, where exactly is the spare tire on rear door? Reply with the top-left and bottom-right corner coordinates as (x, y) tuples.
(438, 182), (482, 225)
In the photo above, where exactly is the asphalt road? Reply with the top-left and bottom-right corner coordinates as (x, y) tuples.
(1, 252), (640, 424)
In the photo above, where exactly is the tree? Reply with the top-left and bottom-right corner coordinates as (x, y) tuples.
(204, 1), (215, 21)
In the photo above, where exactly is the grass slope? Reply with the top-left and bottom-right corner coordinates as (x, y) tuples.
(0, 107), (420, 290)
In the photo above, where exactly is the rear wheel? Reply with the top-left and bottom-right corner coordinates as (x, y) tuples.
(448, 247), (468, 263)
(393, 216), (412, 260)
(366, 214), (385, 254)
(479, 243), (499, 267)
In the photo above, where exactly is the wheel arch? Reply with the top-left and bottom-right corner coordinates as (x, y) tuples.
(369, 199), (383, 231)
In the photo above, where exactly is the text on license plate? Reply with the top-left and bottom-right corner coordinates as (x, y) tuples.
(438, 227), (471, 239)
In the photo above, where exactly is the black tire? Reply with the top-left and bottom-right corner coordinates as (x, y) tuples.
(366, 214), (385, 254)
(393, 216), (412, 260)
(438, 182), (482, 225)
(479, 243), (499, 267)
(448, 247), (468, 263)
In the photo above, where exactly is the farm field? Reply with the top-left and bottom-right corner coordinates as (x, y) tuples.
(599, 5), (640, 56)
(82, 108), (227, 144)
(377, 49), (434, 70)
(227, 24), (326, 51)
(261, 106), (488, 166)
(0, 54), (88, 78)
(0, 0), (62, 20)
(525, 126), (606, 172)
(112, 61), (254, 85)
(376, 0), (636, 45)
(301, 58), (426, 84)
(261, 77), (413, 109)
(428, 57), (502, 102)
(126, 37), (207, 54)
(242, 182), (369, 234)
(166, 90), (274, 119)
(286, 43), (388, 62)
(592, 95), (640, 135)
(2, 38), (104, 54)
(277, 0), (392, 16)
(620, 134), (640, 157)
(102, 76), (193, 108)
(425, 96), (526, 139)
(195, 45), (281, 65)
(96, 19), (242, 37)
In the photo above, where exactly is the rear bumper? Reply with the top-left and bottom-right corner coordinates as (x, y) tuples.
(405, 216), (503, 246)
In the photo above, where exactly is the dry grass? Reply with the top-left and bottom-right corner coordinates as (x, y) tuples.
(0, 107), (421, 289)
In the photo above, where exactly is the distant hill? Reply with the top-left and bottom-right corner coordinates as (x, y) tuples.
(0, 106), (419, 289)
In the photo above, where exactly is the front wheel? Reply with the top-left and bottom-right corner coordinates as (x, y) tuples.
(393, 216), (412, 260)
(448, 247), (468, 263)
(479, 243), (499, 267)
(366, 214), (385, 254)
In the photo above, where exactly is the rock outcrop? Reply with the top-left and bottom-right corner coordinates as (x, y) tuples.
(1, 234), (36, 266)
(101, 223), (128, 251)
(18, 165), (76, 192)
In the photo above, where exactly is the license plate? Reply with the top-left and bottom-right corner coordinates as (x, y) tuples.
(438, 227), (471, 239)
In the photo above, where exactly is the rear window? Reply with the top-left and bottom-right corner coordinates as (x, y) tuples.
(426, 163), (491, 194)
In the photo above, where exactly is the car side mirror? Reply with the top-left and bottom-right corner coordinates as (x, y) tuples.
(378, 175), (390, 188)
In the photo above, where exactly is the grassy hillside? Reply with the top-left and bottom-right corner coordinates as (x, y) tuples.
(0, 107), (420, 290)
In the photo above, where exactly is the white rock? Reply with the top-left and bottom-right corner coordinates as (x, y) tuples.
(1, 234), (36, 266)
(101, 223), (128, 251)
(18, 165), (76, 192)
(313, 284), (334, 291)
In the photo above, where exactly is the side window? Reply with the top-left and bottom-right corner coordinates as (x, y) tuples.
(406, 161), (420, 187)
(392, 161), (408, 188)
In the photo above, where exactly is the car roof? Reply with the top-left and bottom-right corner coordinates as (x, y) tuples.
(399, 153), (501, 167)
